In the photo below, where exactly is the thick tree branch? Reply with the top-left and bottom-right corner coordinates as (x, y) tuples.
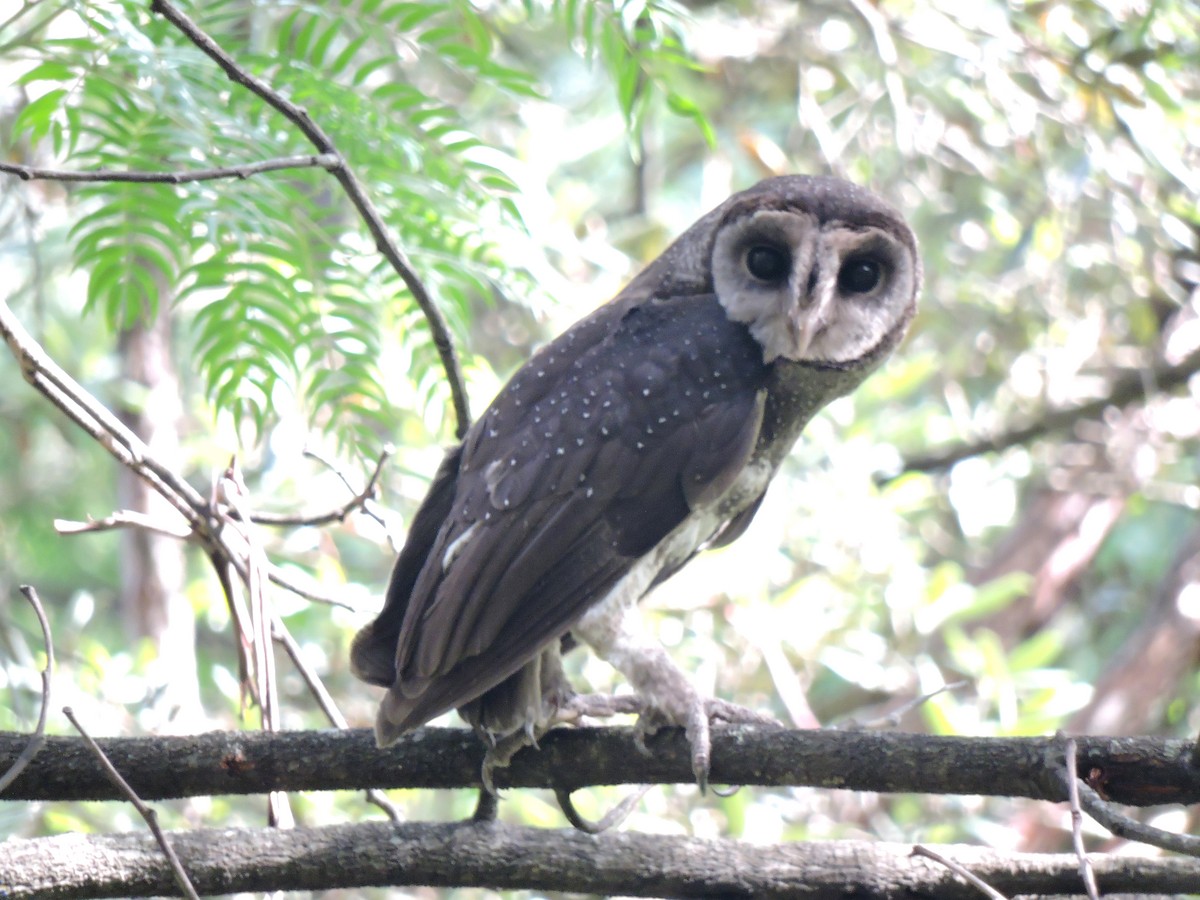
(149, 0), (472, 438)
(1, 820), (1198, 899)
(890, 348), (1200, 479)
(2, 727), (1197, 808)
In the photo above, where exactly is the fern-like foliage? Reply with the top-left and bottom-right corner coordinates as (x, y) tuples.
(8, 0), (710, 447)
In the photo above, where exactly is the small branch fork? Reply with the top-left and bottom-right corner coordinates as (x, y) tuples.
(1056, 735), (1200, 859)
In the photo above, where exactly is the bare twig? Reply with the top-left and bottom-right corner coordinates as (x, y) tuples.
(0, 586), (53, 795)
(271, 618), (401, 822)
(245, 445), (394, 532)
(149, 0), (471, 438)
(53, 507), (358, 609)
(62, 707), (201, 900)
(54, 509), (193, 540)
(1063, 737), (1102, 900)
(0, 154), (338, 184)
(911, 845), (1009, 900)
(0, 298), (210, 528)
(889, 348), (1200, 480)
(839, 680), (970, 730)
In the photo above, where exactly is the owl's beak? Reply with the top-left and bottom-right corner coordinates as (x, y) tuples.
(788, 285), (834, 359)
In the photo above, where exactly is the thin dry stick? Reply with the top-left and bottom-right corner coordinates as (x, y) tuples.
(271, 620), (401, 822)
(0, 299), (210, 527)
(247, 445), (395, 533)
(62, 707), (201, 900)
(150, 0), (471, 438)
(55, 509), (193, 540)
(54, 510), (358, 608)
(215, 461), (293, 828)
(842, 680), (970, 730)
(0, 154), (337, 184)
(1063, 737), (1102, 900)
(910, 845), (1010, 900)
(0, 586), (53, 795)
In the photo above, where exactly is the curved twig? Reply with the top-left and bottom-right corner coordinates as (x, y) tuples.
(0, 586), (53, 795)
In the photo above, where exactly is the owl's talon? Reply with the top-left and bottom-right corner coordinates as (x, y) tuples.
(480, 725), (544, 794)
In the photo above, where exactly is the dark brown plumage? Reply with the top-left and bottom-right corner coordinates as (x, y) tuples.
(352, 174), (920, 783)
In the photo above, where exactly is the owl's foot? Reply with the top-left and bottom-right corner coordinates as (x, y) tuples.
(477, 692), (643, 793)
(558, 691), (645, 721)
(634, 690), (779, 792)
(479, 724), (541, 794)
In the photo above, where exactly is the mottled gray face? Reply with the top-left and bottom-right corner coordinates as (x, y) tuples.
(711, 208), (918, 364)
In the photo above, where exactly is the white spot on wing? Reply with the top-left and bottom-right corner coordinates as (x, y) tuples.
(441, 522), (480, 572)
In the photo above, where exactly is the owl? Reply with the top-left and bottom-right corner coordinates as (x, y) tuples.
(352, 174), (920, 787)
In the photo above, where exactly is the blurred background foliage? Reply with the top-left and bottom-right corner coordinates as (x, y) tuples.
(1, 0), (1199, 889)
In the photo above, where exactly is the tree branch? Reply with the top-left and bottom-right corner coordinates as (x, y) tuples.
(2, 727), (1197, 807)
(149, 0), (472, 438)
(1, 820), (1198, 899)
(0, 154), (338, 184)
(889, 348), (1200, 480)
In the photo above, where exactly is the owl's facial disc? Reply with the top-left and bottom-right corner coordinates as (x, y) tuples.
(712, 207), (916, 365)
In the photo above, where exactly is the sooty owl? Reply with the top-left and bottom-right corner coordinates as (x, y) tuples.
(352, 174), (920, 787)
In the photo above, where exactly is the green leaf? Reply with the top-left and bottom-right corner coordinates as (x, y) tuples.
(12, 89), (67, 146)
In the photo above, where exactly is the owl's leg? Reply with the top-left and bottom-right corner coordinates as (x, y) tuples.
(573, 599), (779, 791)
(464, 641), (639, 793)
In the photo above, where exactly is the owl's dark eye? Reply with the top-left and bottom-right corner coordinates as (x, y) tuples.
(837, 256), (884, 294)
(745, 245), (790, 283)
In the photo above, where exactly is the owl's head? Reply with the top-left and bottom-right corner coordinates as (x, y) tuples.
(707, 175), (919, 367)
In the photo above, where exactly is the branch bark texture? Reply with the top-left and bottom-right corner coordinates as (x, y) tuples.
(3, 820), (1199, 899)
(2, 727), (1196, 807)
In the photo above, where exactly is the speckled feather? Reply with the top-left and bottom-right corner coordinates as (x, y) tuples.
(355, 294), (769, 728)
(351, 173), (920, 744)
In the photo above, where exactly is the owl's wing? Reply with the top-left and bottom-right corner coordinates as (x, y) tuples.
(363, 291), (770, 732)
